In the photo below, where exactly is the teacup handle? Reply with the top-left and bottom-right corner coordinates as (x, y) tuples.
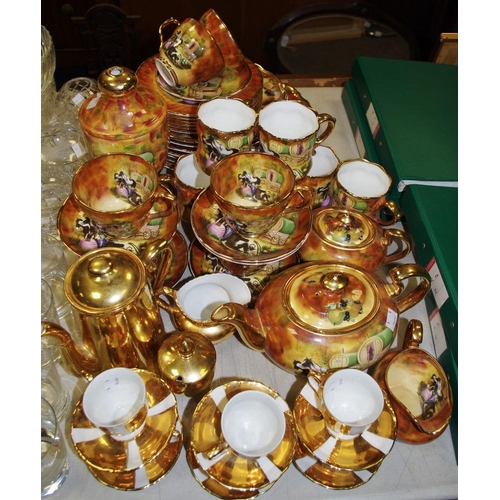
(158, 17), (180, 48)
(283, 185), (313, 214)
(146, 188), (177, 222)
(402, 319), (423, 349)
(383, 228), (412, 264)
(315, 113), (336, 147)
(378, 199), (401, 226)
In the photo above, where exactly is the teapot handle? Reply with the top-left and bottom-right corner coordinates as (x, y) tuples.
(383, 228), (412, 264)
(386, 263), (431, 313)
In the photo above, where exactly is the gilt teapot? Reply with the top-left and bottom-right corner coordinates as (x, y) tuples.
(211, 261), (431, 374)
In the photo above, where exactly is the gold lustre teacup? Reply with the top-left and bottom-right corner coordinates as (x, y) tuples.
(72, 153), (176, 238)
(156, 17), (225, 88)
(209, 151), (312, 237)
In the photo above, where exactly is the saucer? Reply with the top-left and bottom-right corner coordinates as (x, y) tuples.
(156, 58), (252, 102)
(293, 440), (381, 490)
(87, 420), (183, 490)
(161, 231), (188, 287)
(191, 189), (312, 265)
(71, 369), (178, 472)
(186, 445), (275, 499)
(293, 381), (397, 470)
(189, 239), (299, 301)
(188, 380), (296, 490)
(58, 189), (178, 257)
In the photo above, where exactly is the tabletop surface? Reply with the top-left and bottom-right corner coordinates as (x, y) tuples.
(54, 86), (459, 500)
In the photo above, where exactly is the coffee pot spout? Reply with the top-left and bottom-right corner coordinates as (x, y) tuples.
(41, 321), (101, 381)
(211, 303), (266, 351)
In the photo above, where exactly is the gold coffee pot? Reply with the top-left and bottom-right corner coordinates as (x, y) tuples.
(42, 243), (171, 381)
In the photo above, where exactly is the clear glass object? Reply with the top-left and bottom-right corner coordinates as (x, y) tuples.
(41, 26), (57, 127)
(55, 77), (99, 123)
(41, 343), (70, 420)
(41, 397), (69, 497)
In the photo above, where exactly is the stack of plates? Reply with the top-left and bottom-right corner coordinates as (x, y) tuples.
(186, 380), (296, 499)
(70, 369), (183, 491)
(292, 380), (398, 489)
(136, 56), (265, 172)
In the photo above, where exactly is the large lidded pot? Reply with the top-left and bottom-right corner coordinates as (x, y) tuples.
(78, 66), (169, 172)
(42, 247), (168, 380)
(298, 207), (411, 271)
(211, 261), (431, 374)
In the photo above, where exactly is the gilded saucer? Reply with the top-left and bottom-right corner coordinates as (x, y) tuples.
(71, 369), (178, 472)
(156, 58), (252, 102)
(161, 231), (188, 287)
(186, 445), (275, 499)
(191, 188), (312, 265)
(188, 380), (296, 490)
(87, 420), (183, 490)
(293, 440), (381, 490)
(58, 188), (178, 257)
(293, 381), (397, 470)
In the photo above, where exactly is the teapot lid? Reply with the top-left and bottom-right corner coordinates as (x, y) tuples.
(284, 262), (378, 332)
(312, 208), (376, 249)
(64, 247), (146, 314)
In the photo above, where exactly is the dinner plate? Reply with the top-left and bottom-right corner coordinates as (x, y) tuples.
(188, 380), (296, 490)
(58, 188), (178, 257)
(293, 440), (381, 489)
(86, 420), (183, 490)
(190, 188), (312, 265)
(71, 369), (178, 472)
(293, 381), (397, 471)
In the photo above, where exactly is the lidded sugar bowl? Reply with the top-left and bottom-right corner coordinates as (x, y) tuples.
(78, 66), (169, 172)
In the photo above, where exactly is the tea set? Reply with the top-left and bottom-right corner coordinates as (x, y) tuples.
(41, 7), (453, 497)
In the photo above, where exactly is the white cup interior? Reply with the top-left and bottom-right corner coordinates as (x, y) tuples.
(322, 369), (384, 427)
(176, 154), (211, 188)
(308, 146), (339, 177)
(83, 368), (146, 428)
(177, 274), (251, 321)
(259, 100), (318, 139)
(199, 98), (256, 132)
(222, 390), (286, 457)
(155, 57), (176, 87)
(337, 160), (390, 198)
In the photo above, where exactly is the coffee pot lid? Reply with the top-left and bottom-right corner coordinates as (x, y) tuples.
(284, 262), (378, 332)
(64, 247), (146, 314)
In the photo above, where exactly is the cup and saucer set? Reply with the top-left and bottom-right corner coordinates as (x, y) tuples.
(57, 153), (188, 288)
(186, 379), (297, 499)
(70, 368), (182, 490)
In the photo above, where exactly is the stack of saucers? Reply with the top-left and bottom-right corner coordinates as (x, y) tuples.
(70, 369), (182, 491)
(292, 370), (398, 490)
(186, 380), (297, 499)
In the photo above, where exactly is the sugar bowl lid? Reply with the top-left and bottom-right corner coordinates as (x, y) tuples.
(311, 207), (377, 249)
(64, 247), (146, 314)
(284, 262), (378, 332)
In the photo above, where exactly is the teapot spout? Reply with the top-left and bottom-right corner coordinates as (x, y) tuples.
(211, 303), (266, 352)
(41, 321), (101, 381)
